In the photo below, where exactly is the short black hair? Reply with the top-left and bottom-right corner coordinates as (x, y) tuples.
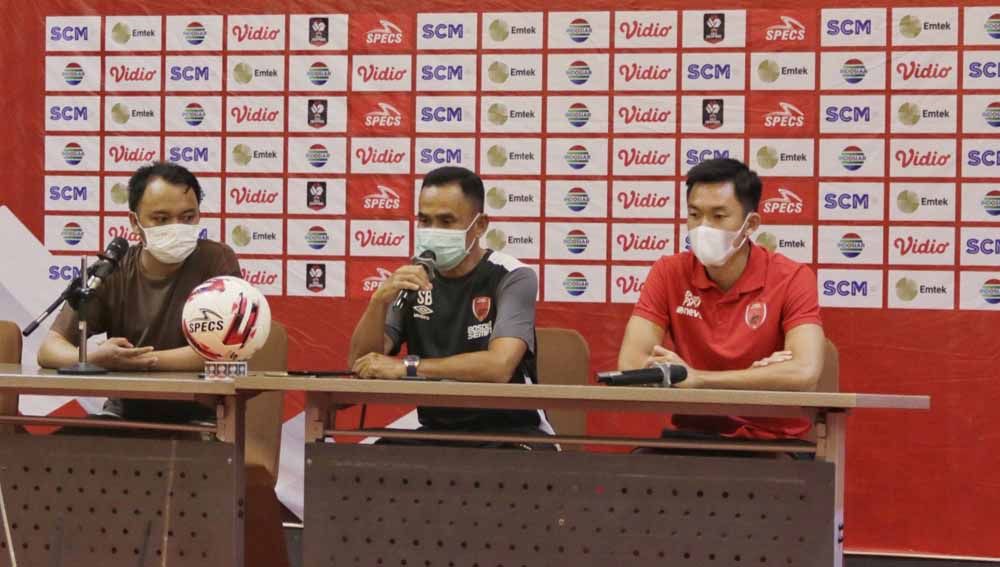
(420, 166), (484, 213)
(128, 161), (203, 213)
(685, 158), (762, 215)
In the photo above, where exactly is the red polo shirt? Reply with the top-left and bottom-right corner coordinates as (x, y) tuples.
(633, 243), (823, 440)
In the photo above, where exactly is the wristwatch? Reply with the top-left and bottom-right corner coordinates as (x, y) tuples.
(403, 355), (420, 378)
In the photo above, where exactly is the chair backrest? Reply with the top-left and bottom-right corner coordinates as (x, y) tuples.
(0, 321), (22, 433)
(246, 321), (288, 482)
(535, 328), (590, 441)
(816, 339), (840, 393)
(0, 321), (22, 364)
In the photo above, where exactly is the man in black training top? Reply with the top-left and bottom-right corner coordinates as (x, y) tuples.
(348, 166), (552, 441)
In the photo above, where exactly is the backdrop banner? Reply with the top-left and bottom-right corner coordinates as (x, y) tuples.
(1, 0), (998, 557)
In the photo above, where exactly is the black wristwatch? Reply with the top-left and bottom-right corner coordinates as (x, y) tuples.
(403, 355), (420, 378)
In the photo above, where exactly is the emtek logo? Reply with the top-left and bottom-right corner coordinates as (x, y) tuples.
(822, 280), (871, 296)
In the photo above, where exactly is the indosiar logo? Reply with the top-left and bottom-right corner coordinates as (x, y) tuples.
(564, 187), (590, 212)
(983, 101), (1000, 128)
(563, 272), (589, 297)
(563, 229), (590, 254)
(62, 142), (85, 166)
(307, 144), (330, 168)
(566, 18), (592, 43)
(565, 103), (591, 127)
(982, 190), (1000, 216)
(981, 278), (1000, 304)
(184, 22), (207, 45)
(306, 226), (329, 250)
(308, 62), (331, 86)
(840, 58), (868, 84)
(838, 232), (865, 258)
(565, 61), (592, 85)
(63, 62), (85, 86)
(839, 145), (866, 171)
(564, 145), (591, 170)
(183, 102), (206, 126)
(62, 222), (84, 246)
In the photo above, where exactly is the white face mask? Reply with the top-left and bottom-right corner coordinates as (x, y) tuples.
(414, 214), (480, 271)
(137, 220), (200, 264)
(688, 214), (754, 267)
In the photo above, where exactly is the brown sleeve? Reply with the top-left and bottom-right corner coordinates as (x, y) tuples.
(208, 242), (242, 278)
(48, 292), (111, 346)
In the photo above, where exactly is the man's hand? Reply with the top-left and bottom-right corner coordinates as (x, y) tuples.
(371, 265), (433, 306)
(644, 345), (689, 369)
(751, 350), (793, 368)
(352, 352), (405, 380)
(89, 337), (158, 371)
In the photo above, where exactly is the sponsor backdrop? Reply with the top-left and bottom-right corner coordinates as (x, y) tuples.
(2, 0), (999, 556)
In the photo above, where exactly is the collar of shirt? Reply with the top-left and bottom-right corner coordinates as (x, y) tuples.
(689, 243), (769, 303)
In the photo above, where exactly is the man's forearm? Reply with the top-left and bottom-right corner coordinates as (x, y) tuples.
(349, 300), (390, 365)
(37, 332), (80, 369)
(152, 346), (206, 372)
(687, 360), (819, 391)
(418, 351), (517, 383)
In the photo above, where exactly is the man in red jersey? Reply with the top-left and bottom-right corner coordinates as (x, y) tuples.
(618, 159), (825, 441)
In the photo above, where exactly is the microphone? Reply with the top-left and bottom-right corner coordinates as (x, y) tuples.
(21, 237), (130, 337)
(597, 363), (688, 387)
(84, 237), (129, 291)
(392, 250), (436, 310)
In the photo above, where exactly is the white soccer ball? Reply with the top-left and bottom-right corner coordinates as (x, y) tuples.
(181, 276), (271, 361)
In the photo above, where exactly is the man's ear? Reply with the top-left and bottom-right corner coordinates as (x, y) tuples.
(745, 211), (762, 235)
(128, 212), (145, 245)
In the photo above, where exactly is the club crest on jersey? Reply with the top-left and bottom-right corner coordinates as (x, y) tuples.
(745, 302), (767, 330)
(472, 296), (491, 322)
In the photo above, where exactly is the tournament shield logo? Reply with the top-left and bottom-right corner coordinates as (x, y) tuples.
(307, 181), (327, 211)
(309, 17), (329, 46)
(308, 99), (328, 128)
(704, 13), (725, 43)
(472, 296), (492, 322)
(745, 302), (767, 330)
(307, 263), (326, 292)
(702, 99), (724, 129)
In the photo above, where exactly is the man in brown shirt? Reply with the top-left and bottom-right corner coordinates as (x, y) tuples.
(38, 161), (240, 422)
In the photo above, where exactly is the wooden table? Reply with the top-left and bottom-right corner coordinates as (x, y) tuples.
(238, 375), (929, 567)
(0, 364), (245, 567)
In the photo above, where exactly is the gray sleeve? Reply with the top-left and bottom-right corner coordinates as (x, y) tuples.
(492, 268), (538, 353)
(384, 304), (404, 354)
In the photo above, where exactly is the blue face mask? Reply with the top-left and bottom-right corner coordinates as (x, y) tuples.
(414, 214), (480, 271)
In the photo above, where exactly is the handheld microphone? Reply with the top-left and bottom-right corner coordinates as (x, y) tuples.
(392, 250), (436, 311)
(597, 363), (688, 387)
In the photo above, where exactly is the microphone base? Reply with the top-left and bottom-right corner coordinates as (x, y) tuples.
(57, 362), (109, 376)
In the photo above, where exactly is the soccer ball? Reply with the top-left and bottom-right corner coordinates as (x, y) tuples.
(181, 276), (271, 361)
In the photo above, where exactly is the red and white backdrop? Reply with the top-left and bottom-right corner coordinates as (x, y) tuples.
(1, 0), (998, 557)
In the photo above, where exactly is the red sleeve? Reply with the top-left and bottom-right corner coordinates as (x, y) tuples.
(632, 257), (673, 332)
(781, 265), (823, 334)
